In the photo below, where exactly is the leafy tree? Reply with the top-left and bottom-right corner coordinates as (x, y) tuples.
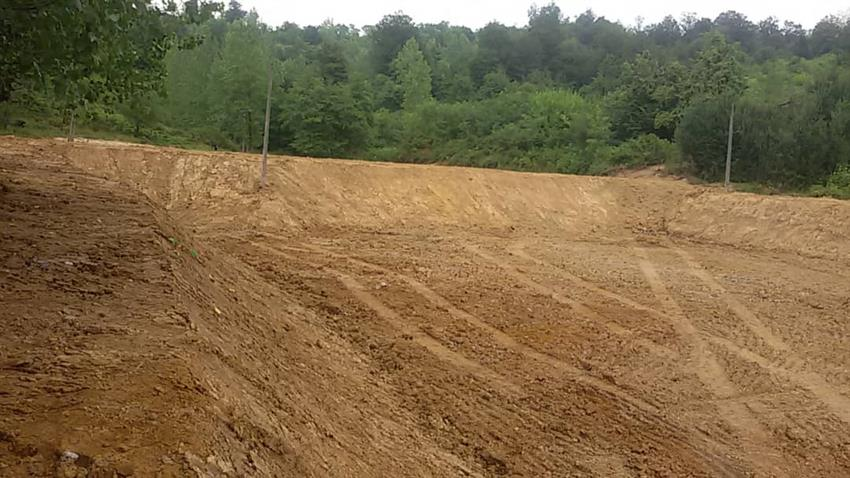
(280, 79), (371, 157)
(713, 11), (756, 52)
(472, 22), (518, 82)
(606, 52), (687, 140)
(0, 0), (175, 105)
(206, 19), (268, 150)
(678, 57), (850, 187)
(369, 13), (417, 75)
(478, 70), (512, 98)
(517, 89), (611, 173)
(648, 16), (682, 47)
(689, 32), (746, 99)
(315, 41), (350, 84)
(392, 39), (433, 110)
(431, 28), (477, 102)
(223, 0), (246, 23)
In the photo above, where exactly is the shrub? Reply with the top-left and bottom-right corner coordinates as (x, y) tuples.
(811, 164), (850, 199)
(610, 134), (679, 168)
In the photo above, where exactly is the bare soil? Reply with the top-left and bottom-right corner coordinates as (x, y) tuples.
(2, 136), (849, 477)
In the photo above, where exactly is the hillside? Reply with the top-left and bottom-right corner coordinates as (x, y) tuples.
(2, 136), (849, 477)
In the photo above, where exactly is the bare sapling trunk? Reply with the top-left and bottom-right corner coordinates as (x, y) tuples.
(260, 63), (273, 189)
(67, 108), (76, 142)
(724, 103), (734, 190)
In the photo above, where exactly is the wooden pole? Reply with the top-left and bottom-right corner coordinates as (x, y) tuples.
(67, 108), (76, 142)
(260, 63), (273, 188)
(247, 110), (253, 152)
(724, 103), (735, 190)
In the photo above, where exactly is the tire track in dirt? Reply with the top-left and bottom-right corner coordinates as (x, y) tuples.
(634, 247), (791, 477)
(246, 240), (523, 396)
(265, 244), (641, 478)
(510, 240), (850, 428)
(673, 247), (789, 352)
(705, 335), (850, 425)
(468, 244), (679, 362)
(302, 243), (663, 418)
(200, 235), (745, 476)
(460, 244), (751, 476)
(297, 242), (752, 478)
(498, 241), (791, 474)
(507, 241), (676, 321)
(333, 270), (524, 396)
(672, 246), (850, 426)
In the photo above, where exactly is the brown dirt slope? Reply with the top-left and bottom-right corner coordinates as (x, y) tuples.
(2, 136), (849, 477)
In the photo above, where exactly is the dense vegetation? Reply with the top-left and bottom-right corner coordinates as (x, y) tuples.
(3, 1), (850, 197)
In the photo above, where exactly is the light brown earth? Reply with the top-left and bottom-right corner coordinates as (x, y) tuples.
(1, 136), (849, 477)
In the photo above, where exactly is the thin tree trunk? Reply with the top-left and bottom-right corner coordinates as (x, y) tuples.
(67, 109), (76, 142)
(248, 110), (253, 152)
(724, 103), (734, 190)
(260, 63), (273, 188)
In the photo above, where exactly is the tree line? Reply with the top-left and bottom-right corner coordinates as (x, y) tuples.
(2, 1), (850, 196)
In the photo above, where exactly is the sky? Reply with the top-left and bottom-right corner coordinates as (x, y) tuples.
(241, 0), (850, 30)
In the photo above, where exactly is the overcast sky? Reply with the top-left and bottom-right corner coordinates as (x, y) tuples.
(241, 1), (849, 30)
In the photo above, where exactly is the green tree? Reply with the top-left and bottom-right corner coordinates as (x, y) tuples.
(606, 52), (687, 140)
(278, 62), (371, 157)
(689, 32), (747, 100)
(207, 19), (269, 150)
(0, 0), (175, 106)
(392, 39), (433, 110)
(369, 13), (418, 75)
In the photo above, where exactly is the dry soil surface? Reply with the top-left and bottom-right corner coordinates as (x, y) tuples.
(2, 136), (850, 477)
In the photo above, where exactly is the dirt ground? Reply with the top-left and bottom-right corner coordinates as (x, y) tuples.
(2, 136), (850, 477)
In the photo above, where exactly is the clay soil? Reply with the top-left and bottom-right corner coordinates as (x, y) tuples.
(2, 136), (850, 477)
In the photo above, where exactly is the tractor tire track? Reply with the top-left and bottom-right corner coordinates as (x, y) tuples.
(511, 240), (850, 428)
(706, 335), (850, 425)
(248, 241), (524, 396)
(634, 247), (791, 477)
(673, 247), (789, 352)
(303, 243), (665, 417)
(297, 242), (746, 477)
(468, 244), (680, 363)
(673, 247), (850, 426)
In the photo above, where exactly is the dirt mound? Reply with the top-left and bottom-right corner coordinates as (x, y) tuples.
(3, 136), (850, 477)
(61, 138), (850, 260)
(667, 190), (850, 260)
(0, 139), (477, 476)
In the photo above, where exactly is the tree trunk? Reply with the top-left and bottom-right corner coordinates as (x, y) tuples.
(260, 64), (273, 189)
(67, 109), (76, 142)
(724, 103), (734, 190)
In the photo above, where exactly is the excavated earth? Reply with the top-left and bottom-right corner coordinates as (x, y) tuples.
(1, 136), (849, 477)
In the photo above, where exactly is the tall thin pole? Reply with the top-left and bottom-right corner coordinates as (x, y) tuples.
(724, 103), (735, 190)
(67, 108), (75, 142)
(260, 63), (272, 188)
(247, 110), (253, 152)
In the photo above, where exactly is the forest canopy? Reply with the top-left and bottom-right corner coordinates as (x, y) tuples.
(2, 1), (850, 197)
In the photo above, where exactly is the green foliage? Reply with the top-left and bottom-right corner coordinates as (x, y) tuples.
(607, 53), (687, 140)
(689, 32), (746, 100)
(825, 165), (850, 198)
(479, 70), (512, 98)
(1, 0), (177, 107)
(610, 134), (679, 168)
(676, 97), (733, 181)
(370, 13), (417, 75)
(206, 19), (269, 150)
(392, 39), (433, 110)
(278, 75), (371, 157)
(367, 88), (611, 173)
(677, 63), (850, 187)
(5, 2), (850, 196)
